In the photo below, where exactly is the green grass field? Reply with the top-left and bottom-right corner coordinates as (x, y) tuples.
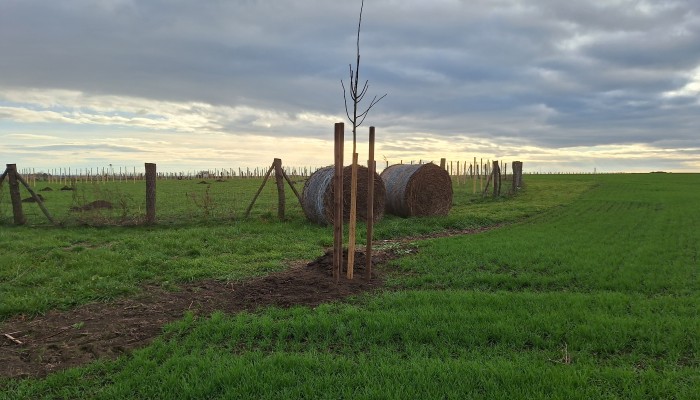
(2, 174), (698, 399)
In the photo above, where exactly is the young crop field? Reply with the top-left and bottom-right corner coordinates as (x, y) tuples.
(1, 173), (698, 399)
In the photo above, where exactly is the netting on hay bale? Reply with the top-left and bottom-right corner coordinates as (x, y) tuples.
(302, 165), (386, 226)
(380, 163), (453, 217)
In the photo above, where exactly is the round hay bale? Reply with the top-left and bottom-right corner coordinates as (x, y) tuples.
(380, 163), (453, 217)
(302, 165), (386, 225)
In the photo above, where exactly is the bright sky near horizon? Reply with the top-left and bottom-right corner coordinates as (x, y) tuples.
(1, 0), (699, 173)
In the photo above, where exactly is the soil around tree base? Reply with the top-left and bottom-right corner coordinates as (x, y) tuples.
(0, 250), (389, 379)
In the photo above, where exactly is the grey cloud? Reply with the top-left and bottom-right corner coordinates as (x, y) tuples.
(1, 0), (700, 159)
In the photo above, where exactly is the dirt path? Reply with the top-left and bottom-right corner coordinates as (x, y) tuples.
(0, 250), (390, 379)
(0, 226), (495, 379)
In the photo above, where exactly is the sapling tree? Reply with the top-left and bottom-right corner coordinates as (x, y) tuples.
(342, 0), (387, 154)
(341, 0), (386, 278)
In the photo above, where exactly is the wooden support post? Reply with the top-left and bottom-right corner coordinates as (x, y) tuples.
(440, 158), (446, 170)
(145, 163), (157, 224)
(347, 152), (358, 279)
(16, 173), (55, 224)
(244, 164), (275, 218)
(333, 123), (344, 283)
(274, 158), (285, 221)
(6, 164), (26, 225)
(482, 170), (493, 197)
(366, 127), (376, 282)
(281, 170), (302, 205)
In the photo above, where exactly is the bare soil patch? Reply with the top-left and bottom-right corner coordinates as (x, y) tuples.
(69, 200), (113, 212)
(0, 250), (391, 379)
(0, 226), (498, 379)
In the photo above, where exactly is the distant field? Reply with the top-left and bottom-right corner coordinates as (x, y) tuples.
(2, 174), (698, 398)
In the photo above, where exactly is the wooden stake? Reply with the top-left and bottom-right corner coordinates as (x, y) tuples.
(16, 173), (55, 224)
(482, 167), (494, 197)
(3, 333), (23, 345)
(244, 164), (275, 218)
(333, 123), (345, 283)
(347, 152), (358, 279)
(366, 127), (376, 282)
(280, 169), (302, 204)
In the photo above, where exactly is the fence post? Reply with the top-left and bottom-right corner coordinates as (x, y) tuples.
(145, 163), (157, 224)
(512, 161), (523, 192)
(6, 164), (26, 225)
(492, 160), (500, 197)
(273, 158), (285, 220)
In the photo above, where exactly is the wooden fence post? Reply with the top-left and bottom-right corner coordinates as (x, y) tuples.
(273, 158), (285, 220)
(145, 163), (157, 224)
(492, 160), (501, 197)
(512, 161), (523, 192)
(6, 164), (26, 225)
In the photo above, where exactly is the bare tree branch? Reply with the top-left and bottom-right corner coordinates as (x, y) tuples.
(340, 0), (387, 154)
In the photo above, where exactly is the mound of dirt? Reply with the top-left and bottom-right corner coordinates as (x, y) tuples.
(21, 194), (44, 203)
(60, 186), (75, 191)
(39, 187), (53, 192)
(0, 250), (391, 379)
(198, 180), (209, 184)
(70, 200), (113, 212)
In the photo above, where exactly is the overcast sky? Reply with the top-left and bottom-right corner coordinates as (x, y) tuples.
(1, 0), (699, 173)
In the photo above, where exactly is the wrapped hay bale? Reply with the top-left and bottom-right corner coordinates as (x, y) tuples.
(380, 163), (453, 217)
(302, 165), (386, 225)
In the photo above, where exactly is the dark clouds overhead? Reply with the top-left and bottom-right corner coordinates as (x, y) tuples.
(1, 0), (700, 170)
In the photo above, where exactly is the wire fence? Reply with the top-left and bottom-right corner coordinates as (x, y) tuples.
(2, 158), (605, 227)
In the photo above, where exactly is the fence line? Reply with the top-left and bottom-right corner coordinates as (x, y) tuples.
(16, 160), (620, 188)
